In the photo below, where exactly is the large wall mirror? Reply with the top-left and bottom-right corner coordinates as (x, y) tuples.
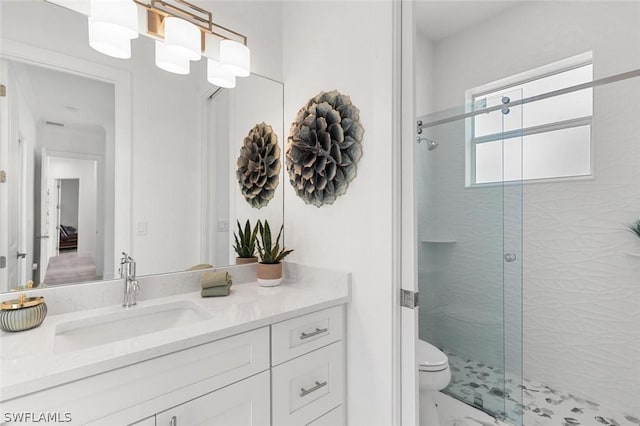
(0, 0), (284, 293)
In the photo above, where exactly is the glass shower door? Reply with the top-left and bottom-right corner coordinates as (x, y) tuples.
(416, 91), (523, 425)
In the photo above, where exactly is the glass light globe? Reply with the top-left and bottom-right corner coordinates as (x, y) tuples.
(220, 39), (250, 77)
(88, 17), (132, 59)
(164, 17), (201, 61)
(207, 59), (236, 88)
(155, 41), (190, 75)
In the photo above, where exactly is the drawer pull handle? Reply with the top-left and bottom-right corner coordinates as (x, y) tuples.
(300, 327), (328, 340)
(170, 416), (178, 426)
(300, 380), (328, 397)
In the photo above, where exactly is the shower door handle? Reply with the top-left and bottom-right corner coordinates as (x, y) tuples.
(504, 253), (517, 263)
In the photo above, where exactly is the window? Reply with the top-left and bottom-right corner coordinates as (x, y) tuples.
(468, 54), (593, 185)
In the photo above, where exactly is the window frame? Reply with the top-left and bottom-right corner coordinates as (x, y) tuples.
(465, 52), (594, 187)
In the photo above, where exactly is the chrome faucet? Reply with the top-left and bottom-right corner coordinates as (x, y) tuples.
(120, 252), (139, 308)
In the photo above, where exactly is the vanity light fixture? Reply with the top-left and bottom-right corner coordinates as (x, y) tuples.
(220, 39), (251, 77)
(155, 40), (190, 75)
(88, 16), (133, 59)
(207, 59), (236, 88)
(85, 0), (251, 86)
(163, 16), (201, 61)
(88, 0), (139, 59)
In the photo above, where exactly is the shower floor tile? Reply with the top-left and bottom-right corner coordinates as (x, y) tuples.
(444, 351), (640, 426)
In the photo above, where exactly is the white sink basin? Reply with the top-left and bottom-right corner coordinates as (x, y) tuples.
(53, 301), (211, 353)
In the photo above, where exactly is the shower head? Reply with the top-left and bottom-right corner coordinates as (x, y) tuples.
(417, 136), (439, 151)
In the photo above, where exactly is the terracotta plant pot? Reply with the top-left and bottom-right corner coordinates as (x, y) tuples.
(236, 256), (258, 265)
(257, 262), (283, 287)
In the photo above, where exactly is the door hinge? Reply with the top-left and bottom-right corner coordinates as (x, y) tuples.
(0, 170), (6, 183)
(0, 84), (6, 97)
(0, 256), (6, 269)
(400, 289), (419, 309)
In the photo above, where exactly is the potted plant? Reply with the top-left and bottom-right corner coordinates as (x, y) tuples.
(233, 220), (259, 265)
(256, 220), (293, 287)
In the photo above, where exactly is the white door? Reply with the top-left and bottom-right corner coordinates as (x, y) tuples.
(0, 61), (27, 291)
(54, 179), (62, 256)
(39, 148), (50, 282)
(155, 371), (270, 426)
(0, 61), (9, 290)
(10, 136), (27, 286)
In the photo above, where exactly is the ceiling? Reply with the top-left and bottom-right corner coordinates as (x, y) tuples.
(415, 1), (522, 41)
(12, 61), (114, 129)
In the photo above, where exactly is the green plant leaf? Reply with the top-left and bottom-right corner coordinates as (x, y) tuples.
(629, 219), (640, 239)
(256, 221), (294, 264)
(263, 221), (272, 251)
(234, 219), (258, 257)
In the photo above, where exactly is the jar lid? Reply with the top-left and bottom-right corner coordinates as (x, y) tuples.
(1, 293), (45, 311)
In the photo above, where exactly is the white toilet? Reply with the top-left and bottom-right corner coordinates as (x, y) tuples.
(418, 339), (451, 426)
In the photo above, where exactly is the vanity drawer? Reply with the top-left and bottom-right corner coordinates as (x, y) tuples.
(272, 341), (344, 426)
(271, 305), (344, 365)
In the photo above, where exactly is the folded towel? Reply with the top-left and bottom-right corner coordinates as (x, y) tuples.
(201, 285), (231, 297)
(187, 263), (213, 271)
(201, 271), (232, 289)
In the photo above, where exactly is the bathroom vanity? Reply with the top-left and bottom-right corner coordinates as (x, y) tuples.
(0, 264), (350, 426)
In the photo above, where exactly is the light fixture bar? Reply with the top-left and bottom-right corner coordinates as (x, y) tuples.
(152, 0), (211, 31)
(211, 22), (248, 46)
(133, 0), (247, 46)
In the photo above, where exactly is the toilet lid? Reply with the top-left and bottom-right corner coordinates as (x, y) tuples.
(418, 341), (449, 372)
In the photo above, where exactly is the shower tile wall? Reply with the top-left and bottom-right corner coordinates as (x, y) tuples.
(417, 1), (640, 418)
(522, 75), (640, 414)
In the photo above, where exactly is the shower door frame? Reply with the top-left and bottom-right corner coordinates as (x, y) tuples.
(398, 1), (419, 425)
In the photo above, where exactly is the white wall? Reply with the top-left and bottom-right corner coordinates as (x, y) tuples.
(282, 2), (395, 425)
(415, 31), (434, 119)
(209, 90), (232, 267)
(1, 0), (284, 276)
(419, 1), (640, 414)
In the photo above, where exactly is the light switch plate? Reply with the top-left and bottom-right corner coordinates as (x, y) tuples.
(217, 220), (229, 232)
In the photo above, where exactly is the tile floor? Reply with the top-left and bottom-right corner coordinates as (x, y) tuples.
(442, 351), (640, 426)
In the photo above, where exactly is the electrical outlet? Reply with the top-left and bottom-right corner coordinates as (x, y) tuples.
(217, 220), (229, 232)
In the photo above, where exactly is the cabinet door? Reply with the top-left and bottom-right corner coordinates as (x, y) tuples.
(156, 371), (270, 426)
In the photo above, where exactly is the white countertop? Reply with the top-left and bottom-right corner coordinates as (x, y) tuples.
(0, 267), (350, 401)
